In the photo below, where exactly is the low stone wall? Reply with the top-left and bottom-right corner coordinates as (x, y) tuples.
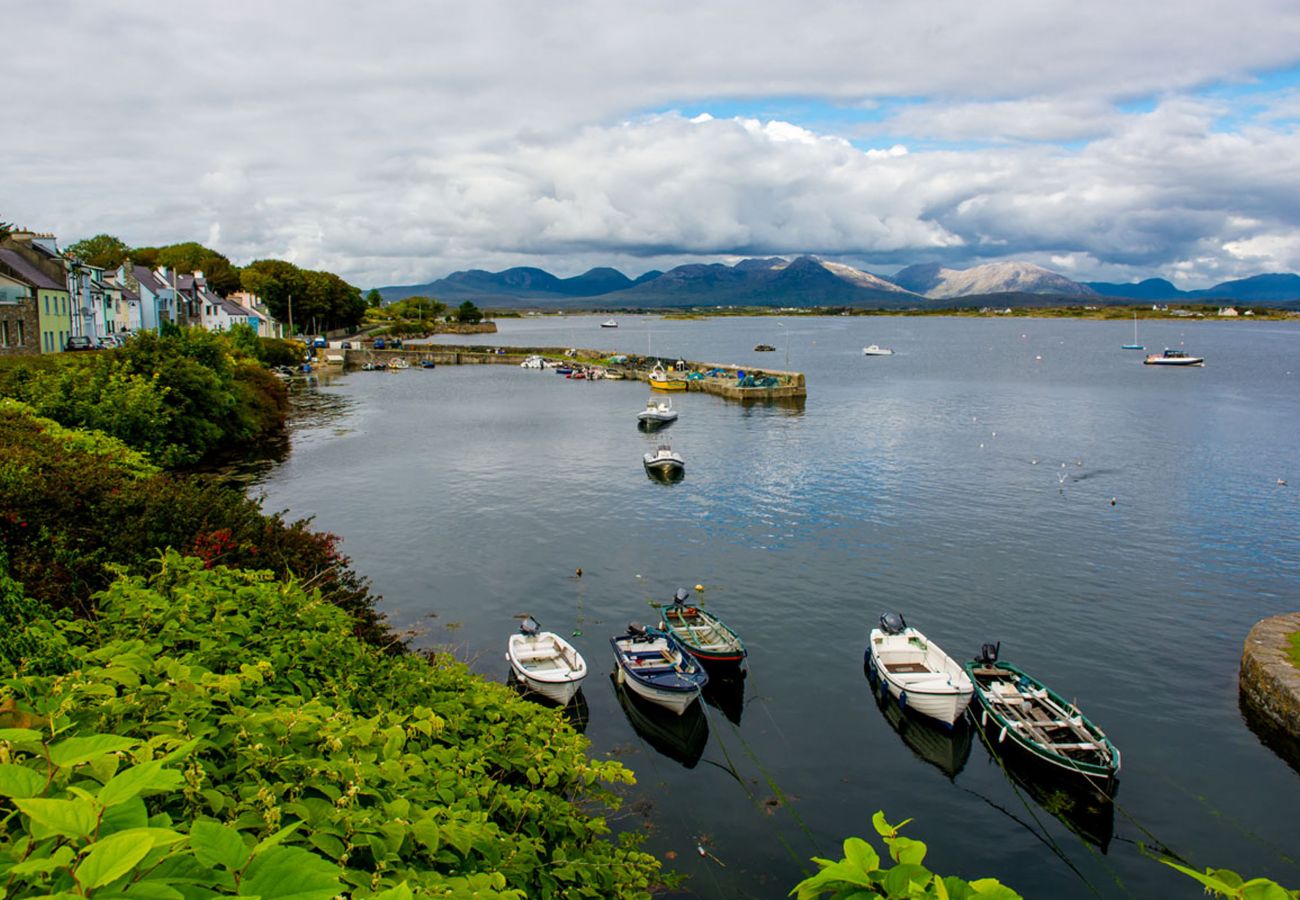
(1240, 612), (1300, 768)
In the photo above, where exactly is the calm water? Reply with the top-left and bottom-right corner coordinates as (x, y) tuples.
(255, 315), (1300, 898)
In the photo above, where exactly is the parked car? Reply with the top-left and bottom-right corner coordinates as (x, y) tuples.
(96, 336), (120, 349)
(373, 338), (386, 349)
(65, 335), (93, 351)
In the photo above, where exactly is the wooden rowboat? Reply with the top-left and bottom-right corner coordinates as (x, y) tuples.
(965, 643), (1120, 785)
(659, 589), (746, 666)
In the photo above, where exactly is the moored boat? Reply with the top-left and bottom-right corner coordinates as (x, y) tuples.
(1121, 311), (1144, 350)
(863, 344), (894, 356)
(601, 319), (618, 328)
(867, 613), (973, 728)
(965, 643), (1120, 785)
(659, 588), (746, 666)
(1144, 348), (1204, 366)
(610, 623), (708, 715)
(643, 444), (684, 477)
(649, 364), (688, 391)
(506, 617), (589, 705)
(637, 396), (678, 427)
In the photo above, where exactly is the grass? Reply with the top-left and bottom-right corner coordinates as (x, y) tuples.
(1288, 631), (1300, 670)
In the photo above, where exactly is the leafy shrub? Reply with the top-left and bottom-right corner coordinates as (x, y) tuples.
(791, 813), (1021, 899)
(0, 402), (390, 646)
(0, 555), (661, 897)
(1160, 860), (1297, 899)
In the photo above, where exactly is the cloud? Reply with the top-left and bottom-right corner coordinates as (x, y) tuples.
(5, 1), (1300, 286)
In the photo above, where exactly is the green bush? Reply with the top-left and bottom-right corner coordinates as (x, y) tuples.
(0, 555), (661, 898)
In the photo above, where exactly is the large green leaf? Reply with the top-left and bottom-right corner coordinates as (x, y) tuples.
(48, 734), (137, 769)
(98, 760), (183, 808)
(0, 762), (46, 799)
(189, 820), (249, 872)
(76, 831), (157, 889)
(0, 727), (43, 743)
(239, 845), (341, 900)
(14, 796), (98, 839)
(8, 845), (76, 876)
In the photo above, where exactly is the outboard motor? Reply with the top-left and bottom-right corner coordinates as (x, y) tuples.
(519, 616), (540, 636)
(879, 612), (907, 635)
(976, 641), (1001, 665)
(673, 587), (690, 606)
(628, 622), (648, 641)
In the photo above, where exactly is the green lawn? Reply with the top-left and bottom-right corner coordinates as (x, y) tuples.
(1288, 631), (1300, 670)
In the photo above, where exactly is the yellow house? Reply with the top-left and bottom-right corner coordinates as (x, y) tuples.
(0, 235), (73, 353)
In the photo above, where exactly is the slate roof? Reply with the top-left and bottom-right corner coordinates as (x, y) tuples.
(132, 265), (168, 293)
(0, 248), (66, 291)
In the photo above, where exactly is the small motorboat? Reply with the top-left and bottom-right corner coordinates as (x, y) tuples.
(610, 623), (708, 715)
(649, 365), (688, 391)
(754, 344), (776, 352)
(420, 359), (436, 369)
(866, 613), (973, 729)
(659, 588), (746, 666)
(601, 319), (618, 328)
(554, 365), (574, 376)
(863, 345), (894, 356)
(1144, 348), (1204, 366)
(520, 355), (546, 369)
(506, 617), (588, 705)
(389, 357), (410, 370)
(643, 444), (684, 477)
(965, 642), (1120, 785)
(637, 397), (678, 427)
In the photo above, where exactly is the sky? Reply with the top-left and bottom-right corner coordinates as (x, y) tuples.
(7, 0), (1300, 289)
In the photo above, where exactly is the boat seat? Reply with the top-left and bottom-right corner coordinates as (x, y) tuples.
(885, 662), (931, 674)
(514, 648), (558, 662)
(892, 672), (952, 686)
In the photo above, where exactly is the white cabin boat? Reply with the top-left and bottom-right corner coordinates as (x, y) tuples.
(1144, 348), (1204, 366)
(520, 355), (547, 369)
(506, 619), (588, 704)
(863, 345), (895, 356)
(601, 319), (618, 328)
(637, 397), (679, 425)
(867, 613), (973, 728)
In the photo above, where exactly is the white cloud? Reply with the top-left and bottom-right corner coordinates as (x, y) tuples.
(5, 1), (1300, 287)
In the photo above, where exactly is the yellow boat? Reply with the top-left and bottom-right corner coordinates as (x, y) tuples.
(649, 365), (687, 391)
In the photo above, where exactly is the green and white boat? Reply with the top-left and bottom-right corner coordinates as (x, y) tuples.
(965, 644), (1120, 786)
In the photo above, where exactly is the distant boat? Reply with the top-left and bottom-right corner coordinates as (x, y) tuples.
(649, 365), (688, 391)
(659, 588), (747, 666)
(601, 319), (618, 328)
(867, 613), (973, 729)
(637, 396), (678, 428)
(965, 643), (1120, 786)
(1144, 348), (1204, 366)
(754, 343), (776, 352)
(610, 623), (708, 715)
(506, 617), (588, 705)
(1121, 312), (1144, 350)
(388, 357), (410, 370)
(643, 444), (684, 478)
(863, 345), (894, 356)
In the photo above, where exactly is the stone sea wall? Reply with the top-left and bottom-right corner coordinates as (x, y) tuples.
(1240, 612), (1300, 770)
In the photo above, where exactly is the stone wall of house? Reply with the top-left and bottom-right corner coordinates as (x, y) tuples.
(0, 298), (41, 356)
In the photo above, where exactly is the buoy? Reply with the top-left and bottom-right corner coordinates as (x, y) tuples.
(575, 567), (582, 577)
(998, 726), (1007, 743)
(1110, 497), (1117, 506)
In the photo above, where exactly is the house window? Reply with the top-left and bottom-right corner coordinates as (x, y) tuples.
(45, 295), (50, 314)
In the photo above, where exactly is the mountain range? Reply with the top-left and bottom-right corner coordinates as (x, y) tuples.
(377, 257), (1300, 309)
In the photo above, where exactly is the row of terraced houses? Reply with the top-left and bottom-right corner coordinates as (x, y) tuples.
(0, 230), (283, 356)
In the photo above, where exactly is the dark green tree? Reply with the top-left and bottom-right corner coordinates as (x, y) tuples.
(66, 233), (131, 269)
(456, 300), (483, 324)
(241, 260), (308, 330)
(366, 288), (383, 308)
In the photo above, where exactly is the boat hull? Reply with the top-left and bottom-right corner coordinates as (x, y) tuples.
(507, 632), (588, 706)
(650, 379), (687, 391)
(867, 627), (973, 728)
(965, 659), (1120, 785)
(1144, 357), (1203, 366)
(611, 630), (707, 716)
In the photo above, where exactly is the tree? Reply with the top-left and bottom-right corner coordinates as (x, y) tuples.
(391, 295), (446, 324)
(241, 260), (308, 329)
(152, 242), (241, 295)
(66, 233), (131, 269)
(456, 300), (483, 324)
(366, 288), (383, 308)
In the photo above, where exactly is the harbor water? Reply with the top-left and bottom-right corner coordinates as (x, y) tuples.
(253, 314), (1300, 898)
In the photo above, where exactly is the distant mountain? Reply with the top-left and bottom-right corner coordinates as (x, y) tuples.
(376, 257), (1300, 310)
(1087, 273), (1300, 303)
(1086, 278), (1186, 300)
(379, 265), (646, 302)
(892, 262), (1095, 298)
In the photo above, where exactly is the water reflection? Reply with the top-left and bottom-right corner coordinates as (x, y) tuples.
(865, 664), (971, 780)
(1239, 688), (1300, 776)
(637, 418), (675, 433)
(973, 721), (1116, 852)
(702, 668), (747, 725)
(505, 671), (590, 734)
(610, 672), (710, 768)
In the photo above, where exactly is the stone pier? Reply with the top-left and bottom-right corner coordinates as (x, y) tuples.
(1240, 612), (1300, 770)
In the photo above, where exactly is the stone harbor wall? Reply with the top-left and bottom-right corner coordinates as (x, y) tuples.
(1240, 612), (1300, 769)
